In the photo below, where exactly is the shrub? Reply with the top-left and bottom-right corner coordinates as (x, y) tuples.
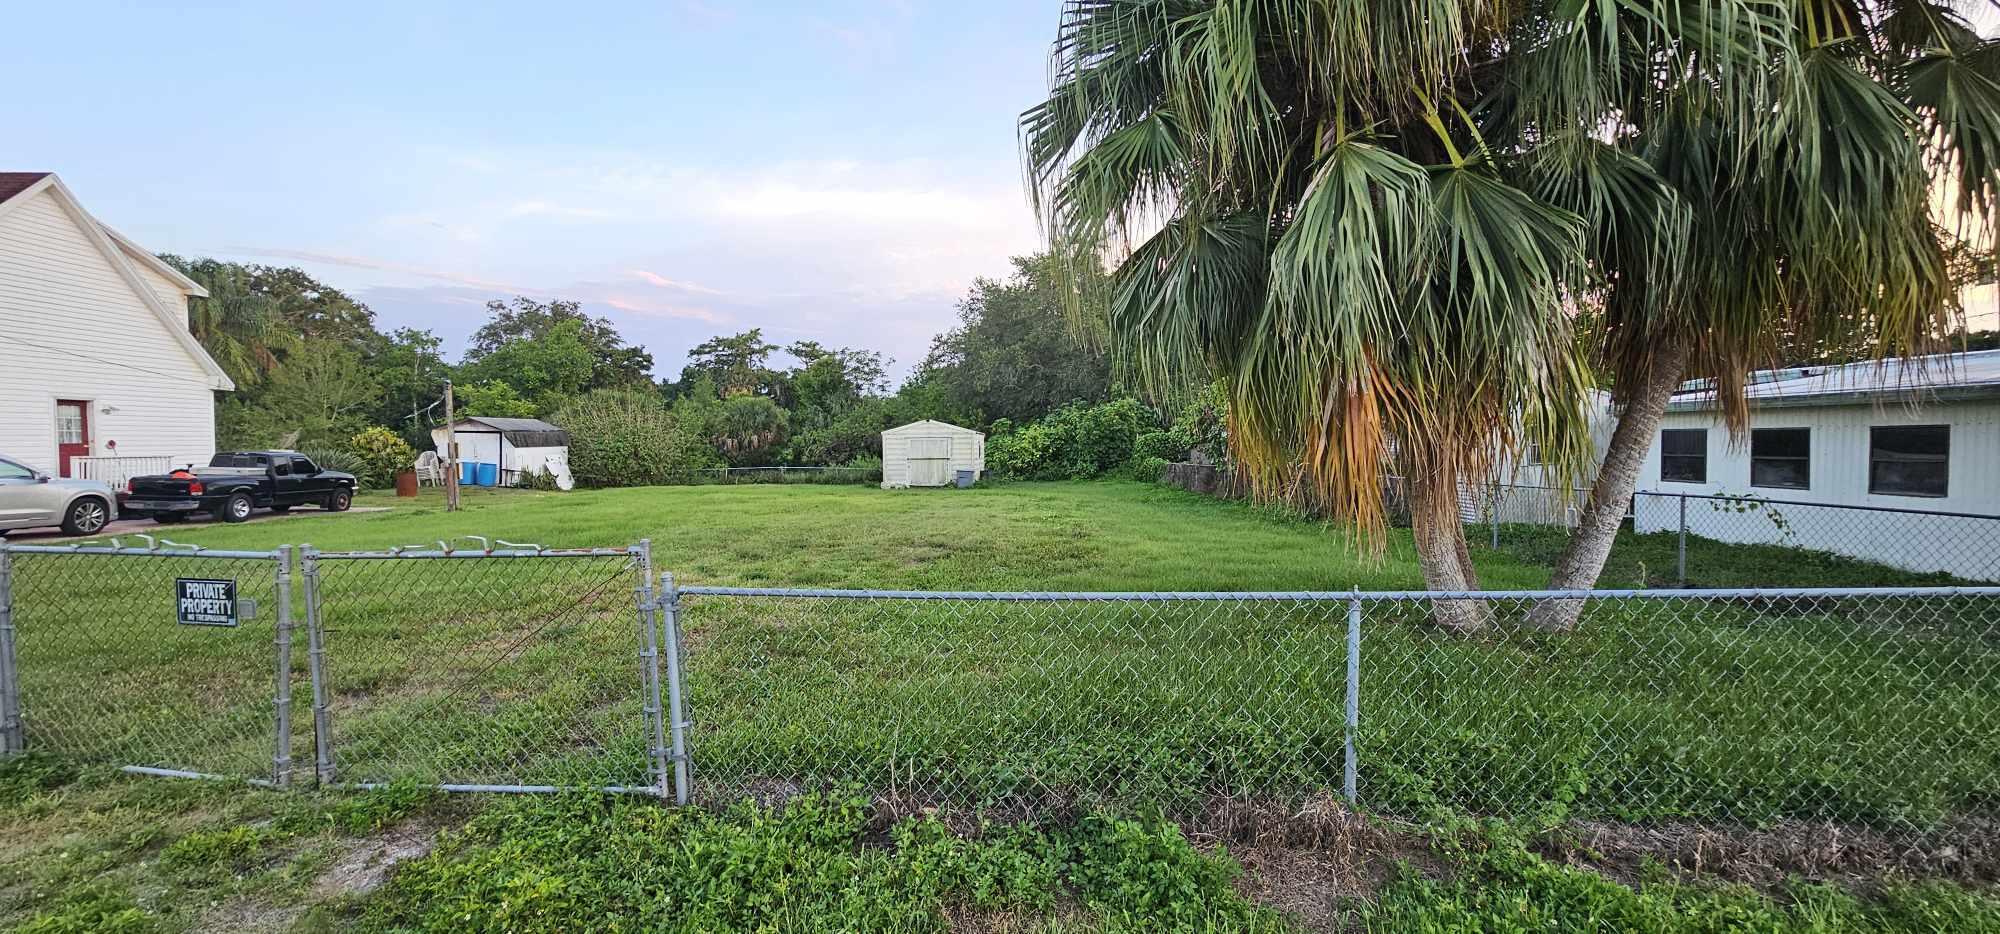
(552, 389), (719, 488)
(299, 446), (369, 488)
(987, 398), (1162, 480)
(1132, 430), (1183, 463)
(348, 427), (416, 488)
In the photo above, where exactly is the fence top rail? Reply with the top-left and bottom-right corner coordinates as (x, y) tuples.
(308, 545), (639, 560)
(676, 584), (2000, 601)
(0, 542), (280, 560)
(1634, 489), (2000, 522)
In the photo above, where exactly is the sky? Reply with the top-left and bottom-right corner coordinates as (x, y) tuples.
(3, 0), (1063, 379)
(4, 1), (1995, 383)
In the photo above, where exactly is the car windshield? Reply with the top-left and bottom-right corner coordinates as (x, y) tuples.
(0, 459), (35, 480)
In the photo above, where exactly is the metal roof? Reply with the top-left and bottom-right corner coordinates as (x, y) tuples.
(448, 417), (569, 447)
(1667, 349), (2000, 412)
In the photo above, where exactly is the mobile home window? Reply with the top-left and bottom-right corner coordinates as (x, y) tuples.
(1750, 428), (1810, 489)
(1869, 425), (1948, 497)
(1659, 429), (1706, 483)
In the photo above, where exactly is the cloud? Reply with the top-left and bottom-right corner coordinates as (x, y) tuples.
(221, 246), (534, 293)
(505, 200), (615, 220)
(629, 269), (729, 296)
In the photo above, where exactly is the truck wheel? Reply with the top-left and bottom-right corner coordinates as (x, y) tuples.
(61, 497), (110, 535)
(220, 493), (255, 523)
(326, 489), (352, 512)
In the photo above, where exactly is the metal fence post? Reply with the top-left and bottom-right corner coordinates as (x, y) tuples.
(271, 547), (295, 786)
(0, 546), (20, 756)
(658, 572), (691, 805)
(1343, 590), (1361, 807)
(301, 547), (336, 786)
(1490, 481), (1501, 550)
(1677, 493), (1689, 586)
(631, 540), (673, 801)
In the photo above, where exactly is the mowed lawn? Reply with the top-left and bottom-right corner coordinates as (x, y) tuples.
(108, 480), (1556, 591)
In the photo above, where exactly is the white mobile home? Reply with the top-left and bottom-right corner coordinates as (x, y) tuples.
(0, 173), (233, 486)
(881, 420), (984, 489)
(1628, 350), (2000, 578)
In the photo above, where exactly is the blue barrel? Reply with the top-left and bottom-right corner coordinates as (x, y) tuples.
(475, 462), (498, 486)
(460, 460), (477, 485)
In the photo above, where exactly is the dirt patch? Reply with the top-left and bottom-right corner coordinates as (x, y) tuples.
(1538, 816), (2000, 889)
(310, 822), (438, 900)
(197, 896), (307, 933)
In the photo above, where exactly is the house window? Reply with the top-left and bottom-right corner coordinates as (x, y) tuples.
(1750, 428), (1810, 489)
(55, 406), (85, 444)
(1869, 425), (1948, 498)
(1659, 429), (1706, 483)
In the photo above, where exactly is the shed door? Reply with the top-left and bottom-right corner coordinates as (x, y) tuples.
(909, 437), (951, 486)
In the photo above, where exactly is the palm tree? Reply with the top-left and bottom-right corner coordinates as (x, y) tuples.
(1024, 1), (1998, 629)
(163, 255), (299, 390)
(1524, 0), (2000, 628)
(1023, 1), (1756, 628)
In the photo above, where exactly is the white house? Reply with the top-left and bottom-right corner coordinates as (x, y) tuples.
(1622, 350), (2000, 577)
(0, 173), (232, 485)
(881, 420), (984, 489)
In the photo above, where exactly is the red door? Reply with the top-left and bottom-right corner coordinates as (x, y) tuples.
(55, 400), (89, 478)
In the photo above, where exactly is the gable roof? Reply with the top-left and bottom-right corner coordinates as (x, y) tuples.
(0, 172), (232, 390)
(883, 419), (984, 437)
(0, 172), (51, 204)
(1668, 349), (2000, 412)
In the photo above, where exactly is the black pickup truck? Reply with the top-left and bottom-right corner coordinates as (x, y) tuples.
(123, 451), (357, 524)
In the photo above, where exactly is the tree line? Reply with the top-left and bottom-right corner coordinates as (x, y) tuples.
(169, 251), (1125, 485)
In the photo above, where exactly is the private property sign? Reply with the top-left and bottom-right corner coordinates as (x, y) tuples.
(175, 578), (238, 627)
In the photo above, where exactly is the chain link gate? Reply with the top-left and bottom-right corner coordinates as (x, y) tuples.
(0, 543), (297, 785)
(299, 541), (667, 794)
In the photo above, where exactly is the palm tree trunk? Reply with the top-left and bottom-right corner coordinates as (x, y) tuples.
(1407, 470), (1489, 633)
(1527, 339), (1692, 631)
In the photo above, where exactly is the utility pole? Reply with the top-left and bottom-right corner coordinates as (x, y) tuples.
(443, 379), (461, 512)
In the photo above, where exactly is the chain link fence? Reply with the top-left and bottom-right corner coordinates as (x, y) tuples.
(0, 544), (294, 784)
(302, 543), (661, 792)
(4, 541), (1996, 846)
(1466, 483), (2000, 584)
(673, 586), (2000, 837)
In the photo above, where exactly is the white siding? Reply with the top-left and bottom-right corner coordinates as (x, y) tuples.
(880, 420), (986, 489)
(1631, 399), (2000, 578)
(0, 189), (218, 474)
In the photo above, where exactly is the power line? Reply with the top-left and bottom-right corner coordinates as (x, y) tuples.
(0, 333), (218, 385)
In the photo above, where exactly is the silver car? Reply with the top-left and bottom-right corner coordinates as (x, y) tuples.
(0, 455), (118, 537)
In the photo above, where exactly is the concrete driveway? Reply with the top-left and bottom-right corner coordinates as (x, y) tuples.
(2, 505), (390, 544)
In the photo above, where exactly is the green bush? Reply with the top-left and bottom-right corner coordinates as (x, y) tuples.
(1132, 430), (1184, 463)
(348, 427), (416, 488)
(299, 445), (369, 488)
(987, 398), (1162, 480)
(552, 389), (719, 488)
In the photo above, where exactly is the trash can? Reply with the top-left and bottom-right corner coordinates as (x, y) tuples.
(954, 469), (975, 489)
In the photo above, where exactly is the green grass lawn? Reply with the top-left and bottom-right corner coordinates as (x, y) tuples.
(3, 480), (1996, 931)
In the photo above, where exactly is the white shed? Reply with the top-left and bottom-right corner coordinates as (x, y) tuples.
(430, 417), (575, 490)
(881, 420), (985, 489)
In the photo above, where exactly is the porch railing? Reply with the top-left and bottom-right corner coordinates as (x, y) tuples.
(68, 456), (175, 488)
